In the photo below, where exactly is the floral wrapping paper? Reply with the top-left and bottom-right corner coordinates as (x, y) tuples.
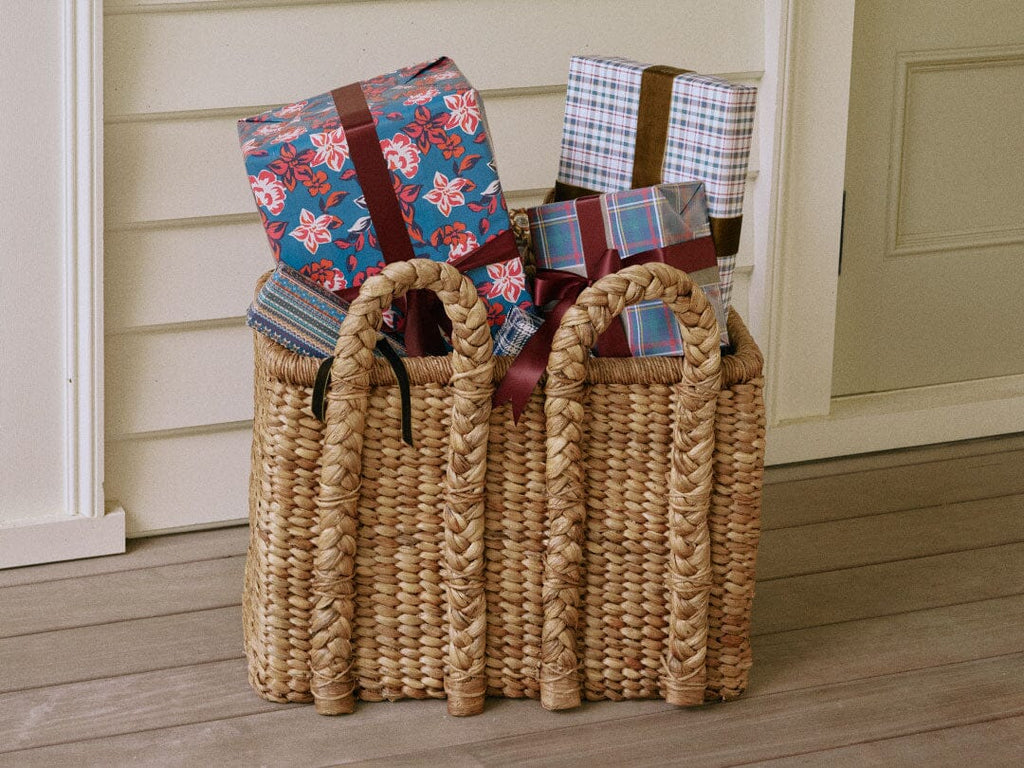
(239, 57), (532, 336)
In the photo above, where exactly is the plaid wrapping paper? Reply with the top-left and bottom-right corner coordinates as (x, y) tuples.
(556, 55), (757, 312)
(493, 305), (544, 357)
(529, 182), (729, 356)
(247, 262), (407, 358)
(239, 57), (534, 340)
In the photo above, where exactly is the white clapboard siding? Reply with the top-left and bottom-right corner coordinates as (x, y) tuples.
(105, 216), (268, 330)
(105, 426), (252, 536)
(103, 0), (767, 533)
(103, 0), (763, 115)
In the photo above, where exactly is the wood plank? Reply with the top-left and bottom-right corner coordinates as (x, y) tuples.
(765, 431), (1024, 483)
(103, 0), (763, 115)
(0, 556), (244, 638)
(752, 542), (1024, 635)
(4, 653), (1019, 767)
(105, 425), (252, 536)
(751, 715), (1024, 767)
(342, 655), (1024, 768)
(762, 443), (1024, 529)
(757, 493), (1024, 580)
(2, 593), (1020, 755)
(0, 659), (283, 754)
(0, 526), (248, 589)
(0, 606), (242, 694)
(748, 594), (1024, 694)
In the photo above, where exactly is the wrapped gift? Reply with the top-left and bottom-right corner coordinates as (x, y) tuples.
(531, 182), (728, 355)
(555, 55), (757, 312)
(238, 57), (531, 351)
(494, 183), (725, 420)
(246, 262), (406, 359)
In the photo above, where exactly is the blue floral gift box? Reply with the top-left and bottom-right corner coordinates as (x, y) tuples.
(238, 57), (531, 341)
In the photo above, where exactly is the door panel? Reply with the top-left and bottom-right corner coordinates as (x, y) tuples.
(833, 0), (1024, 395)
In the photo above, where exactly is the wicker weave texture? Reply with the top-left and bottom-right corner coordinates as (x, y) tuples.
(244, 259), (764, 716)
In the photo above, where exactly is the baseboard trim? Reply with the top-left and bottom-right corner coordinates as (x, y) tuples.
(767, 375), (1024, 465)
(0, 509), (126, 569)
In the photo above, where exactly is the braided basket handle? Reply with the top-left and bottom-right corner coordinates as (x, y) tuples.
(541, 262), (722, 711)
(311, 259), (494, 717)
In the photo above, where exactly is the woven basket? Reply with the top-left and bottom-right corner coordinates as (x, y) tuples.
(245, 258), (764, 717)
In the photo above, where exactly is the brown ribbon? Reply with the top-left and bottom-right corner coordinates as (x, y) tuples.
(493, 195), (718, 420)
(553, 64), (744, 259)
(326, 79), (520, 441)
(330, 84), (519, 356)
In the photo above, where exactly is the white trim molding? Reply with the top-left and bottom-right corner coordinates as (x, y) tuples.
(13, 0), (129, 566)
(64, 0), (109, 521)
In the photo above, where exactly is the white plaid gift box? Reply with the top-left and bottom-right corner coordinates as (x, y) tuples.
(555, 55), (757, 312)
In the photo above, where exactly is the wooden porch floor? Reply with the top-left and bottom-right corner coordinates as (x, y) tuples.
(2, 434), (1023, 766)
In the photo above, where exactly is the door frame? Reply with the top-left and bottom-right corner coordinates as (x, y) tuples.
(762, 0), (1024, 464)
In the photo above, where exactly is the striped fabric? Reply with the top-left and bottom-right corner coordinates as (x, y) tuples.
(529, 183), (729, 356)
(247, 262), (405, 358)
(557, 55), (757, 311)
(493, 305), (544, 357)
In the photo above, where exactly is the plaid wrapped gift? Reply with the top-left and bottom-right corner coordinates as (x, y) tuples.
(247, 262), (406, 358)
(555, 55), (757, 312)
(238, 57), (533, 349)
(530, 182), (729, 356)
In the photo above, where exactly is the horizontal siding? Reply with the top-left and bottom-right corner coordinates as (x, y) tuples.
(105, 216), (268, 330)
(104, 0), (767, 533)
(105, 425), (252, 536)
(104, 0), (763, 115)
(106, 323), (253, 436)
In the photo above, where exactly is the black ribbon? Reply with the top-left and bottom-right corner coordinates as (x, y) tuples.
(313, 338), (414, 446)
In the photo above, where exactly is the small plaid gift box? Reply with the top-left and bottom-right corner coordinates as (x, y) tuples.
(530, 182), (728, 356)
(555, 55), (757, 313)
(239, 56), (533, 349)
(247, 262), (406, 358)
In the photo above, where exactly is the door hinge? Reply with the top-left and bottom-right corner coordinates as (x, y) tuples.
(838, 190), (846, 275)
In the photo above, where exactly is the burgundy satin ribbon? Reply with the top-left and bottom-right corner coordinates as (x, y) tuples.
(330, 82), (518, 356)
(493, 195), (717, 420)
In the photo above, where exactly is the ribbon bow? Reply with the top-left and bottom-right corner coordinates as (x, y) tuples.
(494, 194), (717, 420)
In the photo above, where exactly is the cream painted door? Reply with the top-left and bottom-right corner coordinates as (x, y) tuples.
(832, 0), (1024, 396)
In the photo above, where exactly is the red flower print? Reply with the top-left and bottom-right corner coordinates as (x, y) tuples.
(404, 86), (439, 106)
(274, 100), (308, 119)
(304, 169), (331, 196)
(485, 301), (504, 328)
(380, 133), (421, 179)
(443, 91), (481, 134)
(271, 123), (307, 145)
(310, 126), (350, 172)
(249, 169), (287, 215)
(438, 133), (464, 160)
(431, 222), (478, 261)
(268, 143), (315, 192)
(424, 172), (470, 217)
(484, 259), (525, 303)
(403, 105), (449, 155)
(289, 208), (341, 255)
(300, 259), (347, 291)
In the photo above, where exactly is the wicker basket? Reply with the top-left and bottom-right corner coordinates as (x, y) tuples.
(245, 258), (764, 717)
